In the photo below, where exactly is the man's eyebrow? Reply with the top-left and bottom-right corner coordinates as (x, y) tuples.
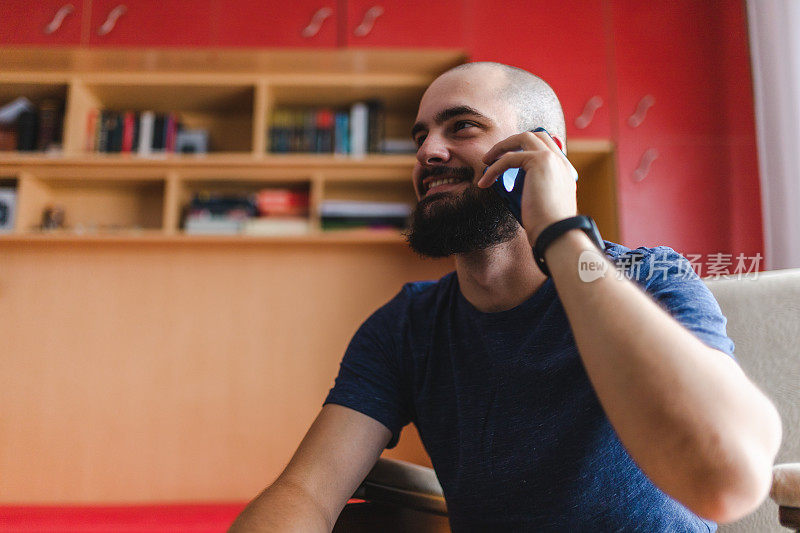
(411, 105), (490, 138)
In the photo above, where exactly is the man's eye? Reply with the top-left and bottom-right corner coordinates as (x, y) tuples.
(453, 121), (476, 133)
(414, 135), (427, 148)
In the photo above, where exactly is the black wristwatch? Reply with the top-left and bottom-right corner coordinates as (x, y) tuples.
(532, 215), (605, 277)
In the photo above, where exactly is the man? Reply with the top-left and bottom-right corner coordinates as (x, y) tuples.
(231, 62), (782, 531)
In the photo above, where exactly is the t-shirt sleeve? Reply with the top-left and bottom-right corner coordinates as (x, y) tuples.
(622, 246), (736, 357)
(324, 294), (412, 448)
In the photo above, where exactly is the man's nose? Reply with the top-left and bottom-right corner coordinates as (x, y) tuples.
(416, 134), (450, 165)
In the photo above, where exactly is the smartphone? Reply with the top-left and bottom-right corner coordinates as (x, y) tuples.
(490, 127), (578, 227)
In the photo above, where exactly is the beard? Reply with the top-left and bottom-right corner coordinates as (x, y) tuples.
(404, 166), (520, 258)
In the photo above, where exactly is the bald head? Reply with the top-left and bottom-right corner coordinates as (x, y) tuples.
(437, 62), (566, 147)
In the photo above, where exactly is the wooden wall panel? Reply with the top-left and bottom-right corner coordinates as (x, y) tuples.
(0, 242), (451, 503)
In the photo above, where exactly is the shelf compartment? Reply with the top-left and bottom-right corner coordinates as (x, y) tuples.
(177, 176), (313, 236)
(268, 81), (424, 153)
(72, 82), (255, 154)
(0, 82), (68, 154)
(0, 176), (17, 233)
(16, 175), (166, 234)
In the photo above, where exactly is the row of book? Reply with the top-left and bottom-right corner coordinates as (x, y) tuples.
(85, 110), (210, 155)
(269, 100), (385, 156)
(182, 188), (410, 235)
(0, 97), (64, 152)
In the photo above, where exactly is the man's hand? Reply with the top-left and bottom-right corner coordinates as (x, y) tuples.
(477, 130), (577, 243)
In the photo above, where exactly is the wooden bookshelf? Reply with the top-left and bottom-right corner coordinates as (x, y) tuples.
(0, 48), (618, 243)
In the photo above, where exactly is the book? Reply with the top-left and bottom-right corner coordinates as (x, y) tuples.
(137, 111), (155, 156)
(152, 114), (166, 152)
(121, 111), (135, 153)
(16, 110), (38, 151)
(36, 99), (60, 151)
(349, 102), (368, 158)
(255, 188), (309, 217)
(243, 217), (310, 236)
(319, 200), (411, 218)
(366, 99), (385, 153)
(165, 112), (178, 153)
(85, 109), (98, 152)
(315, 108), (334, 153)
(184, 214), (243, 235)
(109, 112), (124, 152)
(334, 111), (349, 154)
(0, 97), (34, 126)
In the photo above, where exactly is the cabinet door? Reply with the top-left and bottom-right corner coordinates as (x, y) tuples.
(612, 0), (741, 254)
(0, 1), (82, 45)
(468, 0), (611, 139)
(88, 0), (214, 47)
(344, 0), (466, 48)
(214, 1), (338, 48)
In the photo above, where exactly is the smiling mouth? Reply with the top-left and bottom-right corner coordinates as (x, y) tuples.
(427, 177), (462, 191)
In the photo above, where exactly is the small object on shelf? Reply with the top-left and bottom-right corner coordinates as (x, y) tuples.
(0, 188), (16, 233)
(41, 205), (65, 231)
(36, 100), (62, 152)
(183, 192), (257, 235)
(0, 97), (34, 126)
(0, 126), (17, 151)
(255, 188), (309, 217)
(184, 214), (244, 235)
(16, 110), (38, 151)
(320, 199), (411, 231)
(243, 217), (310, 236)
(175, 130), (209, 154)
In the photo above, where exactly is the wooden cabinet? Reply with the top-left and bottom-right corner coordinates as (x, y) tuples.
(468, 0), (612, 140)
(0, 1), (83, 45)
(610, 0), (761, 255)
(88, 0), (214, 47)
(343, 0), (467, 48)
(1, 1), (465, 48)
(214, 1), (338, 48)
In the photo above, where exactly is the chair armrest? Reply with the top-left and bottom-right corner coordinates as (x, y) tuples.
(353, 458), (447, 516)
(772, 463), (800, 530)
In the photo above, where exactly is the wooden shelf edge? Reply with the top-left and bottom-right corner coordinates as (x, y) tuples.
(0, 48), (468, 77)
(0, 229), (408, 245)
(0, 153), (418, 168)
(0, 143), (614, 168)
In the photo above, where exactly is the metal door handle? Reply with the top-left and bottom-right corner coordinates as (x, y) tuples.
(97, 4), (127, 36)
(628, 94), (655, 128)
(301, 7), (333, 38)
(574, 95), (603, 129)
(44, 4), (75, 35)
(633, 148), (659, 182)
(353, 6), (384, 37)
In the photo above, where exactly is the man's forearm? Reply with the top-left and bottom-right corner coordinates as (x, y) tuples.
(541, 230), (782, 522)
(229, 479), (332, 533)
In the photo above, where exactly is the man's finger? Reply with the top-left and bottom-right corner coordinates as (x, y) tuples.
(481, 131), (547, 165)
(478, 151), (534, 188)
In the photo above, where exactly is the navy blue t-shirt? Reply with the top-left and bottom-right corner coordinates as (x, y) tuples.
(325, 242), (735, 532)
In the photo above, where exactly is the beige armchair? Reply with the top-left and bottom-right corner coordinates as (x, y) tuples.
(334, 269), (800, 531)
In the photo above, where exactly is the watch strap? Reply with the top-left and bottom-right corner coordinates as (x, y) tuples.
(533, 215), (605, 277)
